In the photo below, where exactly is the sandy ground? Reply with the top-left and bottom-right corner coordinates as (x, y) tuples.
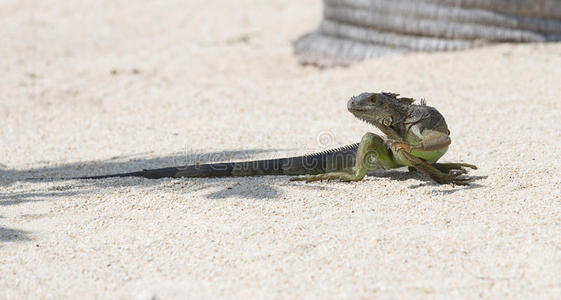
(1, 0), (561, 298)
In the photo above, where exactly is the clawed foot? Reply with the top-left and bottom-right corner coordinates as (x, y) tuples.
(433, 162), (477, 173)
(418, 162), (477, 185)
(291, 162), (478, 185)
(386, 139), (412, 153)
(411, 162), (477, 185)
(435, 169), (472, 185)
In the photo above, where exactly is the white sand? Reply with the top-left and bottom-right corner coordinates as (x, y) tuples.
(1, 0), (561, 298)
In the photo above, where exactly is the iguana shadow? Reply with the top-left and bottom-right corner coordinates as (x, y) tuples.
(0, 226), (31, 243)
(1, 150), (484, 204)
(367, 169), (486, 192)
(0, 149), (287, 204)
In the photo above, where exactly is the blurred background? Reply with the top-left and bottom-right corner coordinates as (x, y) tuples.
(2, 2), (561, 298)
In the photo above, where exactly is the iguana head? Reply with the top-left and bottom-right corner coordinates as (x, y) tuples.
(347, 92), (416, 137)
(348, 92), (449, 141)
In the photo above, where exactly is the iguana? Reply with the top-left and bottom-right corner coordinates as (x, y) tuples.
(76, 92), (476, 184)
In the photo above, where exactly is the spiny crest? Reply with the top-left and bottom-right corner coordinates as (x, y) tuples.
(396, 97), (415, 105)
(382, 92), (426, 106)
(306, 143), (359, 157)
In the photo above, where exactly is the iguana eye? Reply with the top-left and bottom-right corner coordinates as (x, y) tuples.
(383, 116), (392, 126)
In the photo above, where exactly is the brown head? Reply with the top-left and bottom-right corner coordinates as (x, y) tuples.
(347, 93), (416, 137)
(347, 92), (449, 140)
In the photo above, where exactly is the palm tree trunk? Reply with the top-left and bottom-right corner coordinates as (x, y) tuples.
(295, 0), (561, 67)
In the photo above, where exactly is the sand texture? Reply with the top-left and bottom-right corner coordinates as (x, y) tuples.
(1, 0), (561, 298)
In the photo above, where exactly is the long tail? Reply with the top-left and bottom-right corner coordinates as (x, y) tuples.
(76, 144), (359, 180)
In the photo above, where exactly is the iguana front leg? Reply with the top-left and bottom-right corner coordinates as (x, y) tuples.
(290, 132), (398, 183)
(406, 154), (472, 185)
(388, 129), (451, 153)
(432, 162), (477, 173)
(389, 129), (476, 185)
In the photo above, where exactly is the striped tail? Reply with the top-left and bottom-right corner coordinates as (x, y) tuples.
(77, 144), (359, 180)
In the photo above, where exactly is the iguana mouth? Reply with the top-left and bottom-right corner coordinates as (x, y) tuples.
(355, 115), (377, 126)
(347, 93), (379, 114)
(348, 107), (369, 112)
(348, 106), (375, 120)
(347, 96), (367, 112)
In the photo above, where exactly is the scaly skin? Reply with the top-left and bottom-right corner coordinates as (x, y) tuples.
(290, 93), (476, 184)
(75, 92), (476, 185)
